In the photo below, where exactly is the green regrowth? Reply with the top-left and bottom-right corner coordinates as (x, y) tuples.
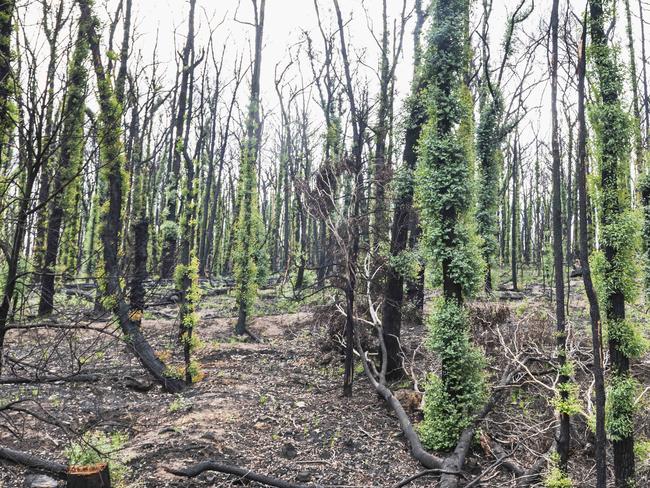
(233, 129), (268, 327)
(606, 374), (638, 441)
(476, 87), (504, 287)
(420, 300), (487, 450)
(415, 0), (486, 450)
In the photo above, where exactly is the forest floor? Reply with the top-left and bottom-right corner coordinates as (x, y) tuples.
(1, 273), (649, 487)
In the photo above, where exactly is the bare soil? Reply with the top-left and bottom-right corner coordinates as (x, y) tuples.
(1, 278), (649, 487)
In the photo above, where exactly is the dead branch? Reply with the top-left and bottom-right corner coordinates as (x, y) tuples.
(166, 461), (319, 488)
(353, 332), (443, 470)
(0, 447), (67, 476)
(0, 373), (99, 384)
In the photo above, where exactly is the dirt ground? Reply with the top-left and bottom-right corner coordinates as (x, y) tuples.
(1, 278), (649, 487)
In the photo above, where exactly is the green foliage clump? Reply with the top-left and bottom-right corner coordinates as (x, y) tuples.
(606, 318), (647, 359)
(168, 394), (191, 413)
(635, 438), (650, 470)
(606, 374), (638, 441)
(590, 210), (641, 305)
(552, 381), (582, 417)
(420, 300), (487, 450)
(65, 430), (128, 486)
(160, 220), (179, 241)
(544, 467), (573, 488)
(388, 247), (422, 283)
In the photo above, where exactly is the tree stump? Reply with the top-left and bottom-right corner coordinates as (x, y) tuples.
(67, 463), (111, 488)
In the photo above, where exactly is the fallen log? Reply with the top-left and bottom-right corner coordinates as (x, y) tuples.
(0, 373), (100, 384)
(167, 461), (317, 488)
(63, 288), (95, 302)
(114, 300), (185, 393)
(0, 447), (67, 476)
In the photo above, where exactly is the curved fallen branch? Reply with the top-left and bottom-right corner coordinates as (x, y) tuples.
(166, 461), (318, 488)
(353, 333), (443, 469)
(0, 447), (67, 476)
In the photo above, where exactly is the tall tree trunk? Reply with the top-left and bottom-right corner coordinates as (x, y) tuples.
(334, 0), (364, 397)
(38, 21), (89, 316)
(511, 140), (518, 291)
(589, 1), (636, 484)
(160, 0), (196, 279)
(78, 0), (184, 393)
(550, 0), (570, 470)
(381, 0), (425, 378)
(576, 17), (607, 487)
(234, 0), (266, 335)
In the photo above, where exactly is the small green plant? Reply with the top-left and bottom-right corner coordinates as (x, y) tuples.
(168, 394), (191, 413)
(65, 431), (128, 487)
(544, 466), (573, 488)
(258, 394), (269, 406)
(552, 383), (582, 416)
(635, 438), (650, 471)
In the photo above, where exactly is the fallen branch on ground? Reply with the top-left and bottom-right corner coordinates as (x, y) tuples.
(0, 447), (67, 476)
(391, 468), (460, 488)
(353, 332), (443, 469)
(166, 461), (318, 488)
(0, 373), (100, 384)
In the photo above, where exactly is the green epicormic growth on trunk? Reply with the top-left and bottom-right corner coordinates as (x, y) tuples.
(588, 0), (645, 484)
(233, 115), (268, 334)
(77, 0), (128, 311)
(476, 88), (504, 291)
(416, 0), (486, 451)
(0, 1), (15, 163)
(58, 25), (89, 275)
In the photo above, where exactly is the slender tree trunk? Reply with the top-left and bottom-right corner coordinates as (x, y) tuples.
(550, 0), (570, 470)
(334, 0), (364, 397)
(78, 0), (184, 393)
(0, 170), (37, 373)
(234, 0), (266, 335)
(38, 22), (89, 316)
(381, 0), (426, 377)
(511, 140), (518, 291)
(576, 18), (607, 487)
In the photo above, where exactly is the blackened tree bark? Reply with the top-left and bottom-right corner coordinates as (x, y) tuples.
(234, 0), (266, 335)
(160, 0), (196, 279)
(589, 0), (636, 484)
(576, 15), (607, 488)
(550, 0), (569, 470)
(38, 21), (89, 316)
(334, 0), (365, 397)
(510, 138), (519, 291)
(381, 0), (426, 380)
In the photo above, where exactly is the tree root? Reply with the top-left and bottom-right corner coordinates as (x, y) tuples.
(166, 461), (317, 488)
